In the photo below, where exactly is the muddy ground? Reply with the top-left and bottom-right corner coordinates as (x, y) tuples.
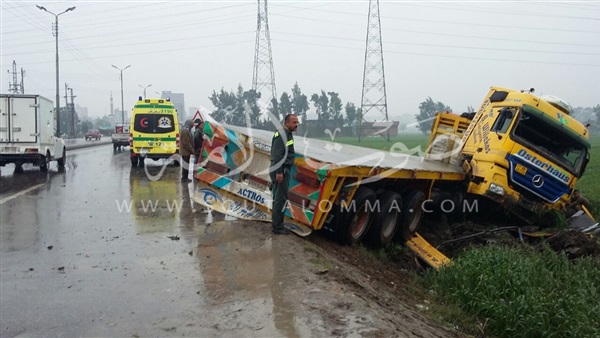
(211, 219), (463, 338)
(241, 212), (600, 338)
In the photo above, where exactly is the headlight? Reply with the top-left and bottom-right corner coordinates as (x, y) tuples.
(489, 183), (505, 196)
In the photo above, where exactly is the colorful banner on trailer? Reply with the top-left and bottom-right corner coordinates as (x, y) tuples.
(192, 182), (271, 221)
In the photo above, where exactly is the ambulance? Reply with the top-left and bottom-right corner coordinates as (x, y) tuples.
(129, 97), (180, 167)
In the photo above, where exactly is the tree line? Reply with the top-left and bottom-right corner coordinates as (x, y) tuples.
(208, 82), (362, 131)
(207, 84), (600, 135)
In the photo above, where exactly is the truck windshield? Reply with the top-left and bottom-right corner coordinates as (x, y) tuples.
(133, 114), (176, 133)
(512, 107), (588, 176)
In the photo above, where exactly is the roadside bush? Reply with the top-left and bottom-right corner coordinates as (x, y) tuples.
(425, 246), (600, 338)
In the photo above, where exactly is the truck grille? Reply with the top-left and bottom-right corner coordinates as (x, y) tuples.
(506, 155), (570, 203)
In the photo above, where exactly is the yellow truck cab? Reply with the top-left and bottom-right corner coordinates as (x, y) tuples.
(129, 97), (180, 167)
(449, 87), (590, 219)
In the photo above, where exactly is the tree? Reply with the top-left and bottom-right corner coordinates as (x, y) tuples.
(291, 82), (309, 124)
(344, 102), (358, 127)
(594, 104), (600, 128)
(209, 85), (263, 127)
(415, 97), (451, 134)
(268, 98), (280, 124)
(311, 90), (329, 121)
(279, 92), (293, 118)
(209, 88), (237, 123)
(328, 91), (343, 124)
(242, 88), (262, 127)
(79, 120), (93, 135)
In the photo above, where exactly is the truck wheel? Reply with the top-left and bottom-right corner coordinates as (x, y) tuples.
(367, 191), (402, 246)
(57, 148), (66, 167)
(14, 164), (24, 174)
(40, 152), (50, 172)
(340, 187), (376, 245)
(113, 144), (118, 151)
(397, 190), (426, 241)
(131, 156), (138, 167)
(138, 157), (145, 167)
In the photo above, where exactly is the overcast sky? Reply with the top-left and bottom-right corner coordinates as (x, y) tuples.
(1, 0), (599, 122)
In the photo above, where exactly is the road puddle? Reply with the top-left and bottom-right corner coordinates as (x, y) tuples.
(186, 220), (309, 337)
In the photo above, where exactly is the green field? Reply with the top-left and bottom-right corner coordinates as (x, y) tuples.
(326, 134), (429, 152)
(328, 133), (600, 217)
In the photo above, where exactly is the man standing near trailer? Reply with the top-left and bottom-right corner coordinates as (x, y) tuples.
(270, 114), (299, 235)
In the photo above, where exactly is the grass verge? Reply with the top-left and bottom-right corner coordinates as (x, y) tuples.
(423, 245), (600, 338)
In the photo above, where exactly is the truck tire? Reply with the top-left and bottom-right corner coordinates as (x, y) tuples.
(57, 148), (66, 167)
(113, 144), (118, 151)
(40, 152), (50, 172)
(340, 187), (376, 245)
(366, 191), (402, 246)
(397, 190), (426, 241)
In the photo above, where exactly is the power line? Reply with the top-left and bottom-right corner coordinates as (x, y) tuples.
(270, 31), (600, 56)
(274, 12), (600, 48)
(271, 38), (600, 68)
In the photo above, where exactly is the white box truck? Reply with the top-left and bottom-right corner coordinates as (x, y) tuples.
(0, 94), (66, 172)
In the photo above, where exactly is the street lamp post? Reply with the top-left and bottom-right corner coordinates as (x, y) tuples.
(111, 64), (131, 124)
(36, 4), (76, 137)
(138, 84), (152, 98)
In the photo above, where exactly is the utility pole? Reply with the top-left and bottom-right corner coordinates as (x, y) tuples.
(359, 0), (389, 141)
(69, 88), (76, 137)
(20, 67), (25, 94)
(112, 64), (131, 124)
(8, 60), (23, 94)
(252, 0), (277, 114)
(64, 82), (69, 135)
(138, 84), (152, 98)
(36, 4), (76, 137)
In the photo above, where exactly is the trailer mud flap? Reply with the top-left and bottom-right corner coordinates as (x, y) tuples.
(406, 233), (451, 270)
(192, 180), (312, 237)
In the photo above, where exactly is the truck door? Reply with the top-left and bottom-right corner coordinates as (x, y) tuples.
(0, 97), (9, 142)
(5, 96), (38, 143)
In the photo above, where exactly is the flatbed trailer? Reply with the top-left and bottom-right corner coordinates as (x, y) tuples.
(191, 86), (593, 269)
(192, 120), (465, 250)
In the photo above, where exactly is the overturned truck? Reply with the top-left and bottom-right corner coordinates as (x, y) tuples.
(191, 86), (595, 264)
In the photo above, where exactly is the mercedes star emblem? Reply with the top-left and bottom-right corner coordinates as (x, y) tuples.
(532, 175), (544, 188)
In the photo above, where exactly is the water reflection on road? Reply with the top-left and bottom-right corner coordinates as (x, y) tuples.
(1, 144), (308, 337)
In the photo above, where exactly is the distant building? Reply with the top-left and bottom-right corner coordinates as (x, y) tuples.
(160, 91), (185, 121)
(359, 121), (399, 138)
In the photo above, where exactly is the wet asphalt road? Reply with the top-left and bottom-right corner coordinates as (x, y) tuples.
(0, 145), (302, 337)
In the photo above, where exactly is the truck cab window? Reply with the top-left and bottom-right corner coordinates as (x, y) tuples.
(491, 108), (515, 134)
(513, 107), (588, 176)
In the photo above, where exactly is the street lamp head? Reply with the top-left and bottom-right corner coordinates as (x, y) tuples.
(36, 5), (47, 11)
(111, 64), (118, 70)
(124, 65), (131, 70)
(67, 6), (76, 12)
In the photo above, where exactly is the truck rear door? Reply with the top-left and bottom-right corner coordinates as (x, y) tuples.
(0, 97), (9, 142)
(1, 96), (38, 143)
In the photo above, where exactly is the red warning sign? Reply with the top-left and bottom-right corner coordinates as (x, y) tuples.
(192, 110), (204, 125)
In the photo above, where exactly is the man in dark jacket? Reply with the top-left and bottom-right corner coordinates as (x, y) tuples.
(193, 119), (204, 164)
(270, 114), (299, 235)
(180, 119), (194, 182)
